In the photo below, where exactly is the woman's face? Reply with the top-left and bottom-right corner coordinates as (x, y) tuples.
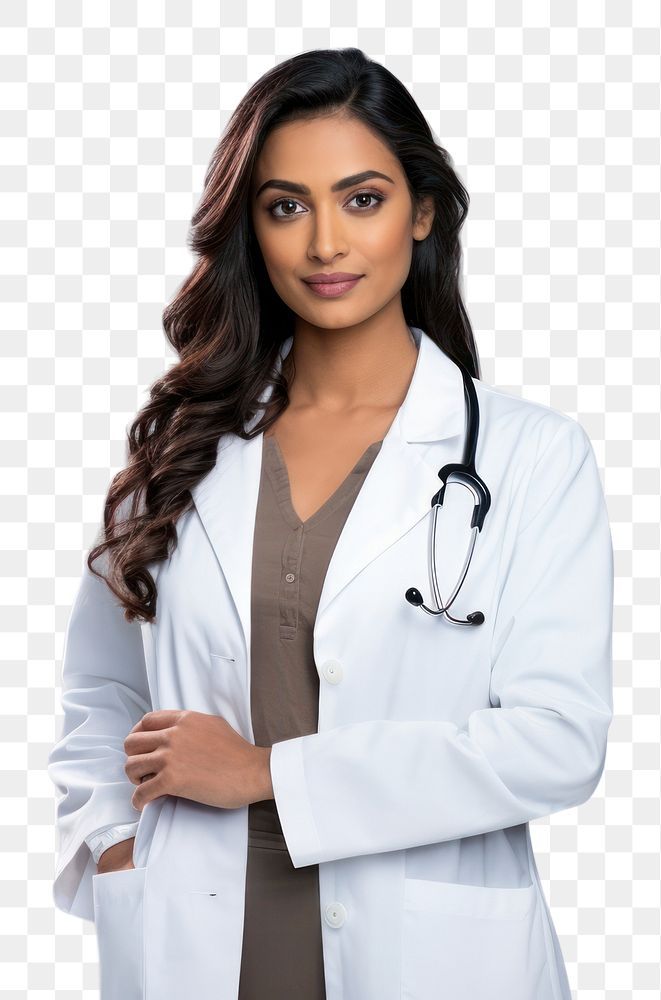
(249, 112), (434, 331)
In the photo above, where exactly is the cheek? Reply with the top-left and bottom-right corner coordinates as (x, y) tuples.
(370, 209), (412, 255)
(254, 225), (300, 284)
(361, 216), (414, 288)
(357, 200), (413, 256)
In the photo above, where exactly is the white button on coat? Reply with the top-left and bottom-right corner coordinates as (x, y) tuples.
(47, 326), (614, 1000)
(324, 901), (347, 928)
(320, 658), (343, 684)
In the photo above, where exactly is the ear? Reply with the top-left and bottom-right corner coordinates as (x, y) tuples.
(412, 195), (435, 242)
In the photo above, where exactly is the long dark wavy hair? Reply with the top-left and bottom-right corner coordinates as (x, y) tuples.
(88, 46), (481, 624)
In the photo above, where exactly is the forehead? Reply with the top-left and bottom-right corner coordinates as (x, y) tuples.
(251, 114), (399, 189)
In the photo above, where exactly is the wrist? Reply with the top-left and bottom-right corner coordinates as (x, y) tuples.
(252, 746), (274, 802)
(96, 836), (135, 872)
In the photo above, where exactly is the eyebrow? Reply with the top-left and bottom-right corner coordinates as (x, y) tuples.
(254, 169), (395, 199)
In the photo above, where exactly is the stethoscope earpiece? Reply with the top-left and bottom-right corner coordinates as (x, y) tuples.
(405, 358), (490, 627)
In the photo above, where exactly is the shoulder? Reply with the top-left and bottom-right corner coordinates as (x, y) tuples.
(470, 377), (603, 544)
(472, 375), (592, 467)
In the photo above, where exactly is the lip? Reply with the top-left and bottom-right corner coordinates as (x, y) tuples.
(303, 272), (364, 284)
(302, 273), (364, 298)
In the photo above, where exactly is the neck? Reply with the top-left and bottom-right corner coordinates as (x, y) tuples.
(284, 320), (418, 415)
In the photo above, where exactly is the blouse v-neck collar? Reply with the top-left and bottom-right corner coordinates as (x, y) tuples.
(263, 434), (383, 532)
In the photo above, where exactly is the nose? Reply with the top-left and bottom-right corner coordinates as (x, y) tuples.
(307, 202), (349, 261)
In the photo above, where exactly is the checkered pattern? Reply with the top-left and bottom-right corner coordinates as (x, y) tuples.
(3, 2), (659, 997)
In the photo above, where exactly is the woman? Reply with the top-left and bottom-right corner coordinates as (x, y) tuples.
(48, 48), (614, 1000)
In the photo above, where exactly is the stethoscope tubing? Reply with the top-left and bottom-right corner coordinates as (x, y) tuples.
(405, 355), (491, 626)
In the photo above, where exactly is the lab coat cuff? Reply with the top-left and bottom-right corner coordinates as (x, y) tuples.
(269, 735), (323, 869)
(85, 821), (140, 864)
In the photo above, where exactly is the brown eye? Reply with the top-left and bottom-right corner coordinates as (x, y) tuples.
(267, 189), (385, 220)
(269, 198), (306, 219)
(348, 191), (384, 210)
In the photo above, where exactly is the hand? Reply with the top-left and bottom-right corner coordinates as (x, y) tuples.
(123, 710), (273, 813)
(96, 836), (135, 875)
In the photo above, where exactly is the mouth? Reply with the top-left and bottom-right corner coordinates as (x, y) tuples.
(301, 274), (364, 298)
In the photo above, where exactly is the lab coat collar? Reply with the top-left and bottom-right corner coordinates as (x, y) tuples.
(190, 325), (467, 651)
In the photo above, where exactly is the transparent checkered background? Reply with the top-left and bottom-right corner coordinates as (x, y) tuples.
(2, 1), (660, 997)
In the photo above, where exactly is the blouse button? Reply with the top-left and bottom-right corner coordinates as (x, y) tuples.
(285, 572), (296, 583)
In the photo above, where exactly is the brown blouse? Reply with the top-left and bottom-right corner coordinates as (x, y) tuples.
(238, 432), (383, 1000)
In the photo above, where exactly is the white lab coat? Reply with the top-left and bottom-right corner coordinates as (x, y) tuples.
(48, 326), (614, 1000)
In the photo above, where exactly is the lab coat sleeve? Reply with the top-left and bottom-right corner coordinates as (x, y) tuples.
(269, 417), (614, 868)
(47, 536), (151, 921)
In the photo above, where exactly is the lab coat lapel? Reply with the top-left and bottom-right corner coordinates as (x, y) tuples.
(189, 429), (264, 661)
(190, 326), (466, 654)
(316, 327), (466, 620)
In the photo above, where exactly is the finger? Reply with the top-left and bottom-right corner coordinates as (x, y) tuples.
(124, 729), (169, 755)
(138, 710), (183, 731)
(131, 771), (164, 812)
(124, 752), (162, 786)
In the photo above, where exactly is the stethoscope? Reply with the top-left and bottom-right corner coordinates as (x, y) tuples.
(405, 357), (491, 626)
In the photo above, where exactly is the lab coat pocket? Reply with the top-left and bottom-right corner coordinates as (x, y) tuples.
(93, 866), (146, 1000)
(400, 877), (549, 1000)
